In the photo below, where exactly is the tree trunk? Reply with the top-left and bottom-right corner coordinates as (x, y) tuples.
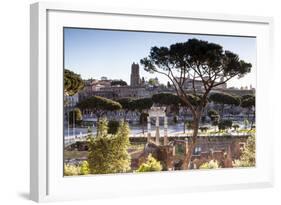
(181, 115), (200, 170)
(96, 116), (100, 136)
(247, 109), (251, 129)
(123, 111), (128, 122)
(250, 108), (255, 130)
(221, 104), (225, 119)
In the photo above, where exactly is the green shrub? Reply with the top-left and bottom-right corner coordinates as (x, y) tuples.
(80, 161), (90, 175)
(87, 120), (131, 174)
(208, 109), (220, 121)
(64, 161), (90, 176)
(137, 154), (162, 172)
(232, 124), (240, 130)
(108, 120), (120, 134)
(232, 159), (252, 167)
(173, 115), (178, 123)
(233, 135), (255, 167)
(199, 126), (209, 132)
(64, 164), (80, 176)
(218, 120), (232, 130)
(185, 120), (193, 130)
(243, 119), (249, 129)
(68, 108), (83, 125)
(199, 160), (220, 169)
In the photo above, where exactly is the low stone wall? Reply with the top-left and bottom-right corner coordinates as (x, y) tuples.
(129, 135), (249, 144)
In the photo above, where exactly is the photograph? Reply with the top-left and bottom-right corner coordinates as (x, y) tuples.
(63, 28), (256, 176)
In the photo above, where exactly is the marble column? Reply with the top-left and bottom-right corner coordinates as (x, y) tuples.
(164, 116), (168, 145)
(155, 116), (160, 145)
(185, 140), (189, 155)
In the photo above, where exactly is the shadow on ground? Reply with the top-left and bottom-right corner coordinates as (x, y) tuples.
(18, 192), (29, 200)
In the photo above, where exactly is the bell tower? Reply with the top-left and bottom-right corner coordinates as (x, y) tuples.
(130, 62), (140, 86)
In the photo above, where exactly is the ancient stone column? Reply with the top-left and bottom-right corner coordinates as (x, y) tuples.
(147, 116), (151, 143)
(224, 145), (233, 168)
(164, 116), (168, 145)
(185, 140), (189, 155)
(155, 116), (160, 145)
(166, 146), (174, 171)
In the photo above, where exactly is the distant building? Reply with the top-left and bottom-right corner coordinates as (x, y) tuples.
(213, 87), (255, 96)
(76, 62), (255, 108)
(100, 86), (149, 99)
(179, 75), (227, 91)
(130, 62), (141, 86)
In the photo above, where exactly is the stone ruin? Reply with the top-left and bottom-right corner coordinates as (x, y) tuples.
(134, 136), (247, 170)
(133, 106), (248, 170)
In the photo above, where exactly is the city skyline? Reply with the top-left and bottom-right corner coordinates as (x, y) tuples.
(64, 28), (256, 88)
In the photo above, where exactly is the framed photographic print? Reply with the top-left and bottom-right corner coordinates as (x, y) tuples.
(30, 2), (274, 202)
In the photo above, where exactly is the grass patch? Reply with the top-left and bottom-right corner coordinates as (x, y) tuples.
(128, 143), (145, 155)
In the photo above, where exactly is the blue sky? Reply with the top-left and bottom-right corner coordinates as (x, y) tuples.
(64, 28), (256, 88)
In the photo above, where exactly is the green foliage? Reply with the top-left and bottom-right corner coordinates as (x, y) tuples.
(218, 120), (233, 130)
(201, 116), (206, 123)
(209, 92), (240, 106)
(64, 164), (80, 176)
(243, 119), (249, 129)
(233, 135), (255, 167)
(117, 98), (134, 110)
(185, 94), (205, 107)
(111, 80), (127, 86)
(108, 120), (120, 134)
(77, 96), (122, 117)
(87, 120), (131, 174)
(185, 120), (193, 130)
(140, 38), (252, 169)
(208, 109), (219, 119)
(117, 98), (136, 121)
(208, 109), (220, 125)
(232, 124), (240, 130)
(64, 69), (84, 96)
(64, 161), (90, 176)
(241, 95), (255, 128)
(141, 38), (251, 82)
(199, 160), (220, 169)
(139, 112), (149, 124)
(137, 154), (162, 172)
(80, 161), (90, 175)
(148, 77), (159, 86)
(132, 98), (153, 111)
(241, 95), (255, 108)
(68, 108), (83, 125)
(96, 118), (109, 136)
(199, 126), (209, 132)
(152, 93), (181, 106)
(173, 115), (178, 123)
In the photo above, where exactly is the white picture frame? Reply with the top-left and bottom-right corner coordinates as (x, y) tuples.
(30, 2), (274, 202)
